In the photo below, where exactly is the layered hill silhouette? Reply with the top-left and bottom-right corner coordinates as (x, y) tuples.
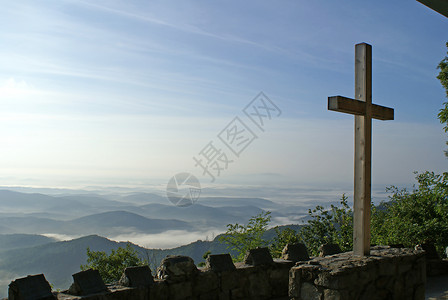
(0, 225), (302, 295)
(0, 189), (310, 235)
(0, 188), (321, 296)
(0, 211), (192, 235)
(0, 234), (56, 251)
(0, 234), (230, 294)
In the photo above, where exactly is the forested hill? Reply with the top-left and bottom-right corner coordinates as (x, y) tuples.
(0, 225), (302, 294)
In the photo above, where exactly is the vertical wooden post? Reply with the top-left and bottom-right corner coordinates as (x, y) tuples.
(328, 43), (393, 257)
(353, 43), (372, 256)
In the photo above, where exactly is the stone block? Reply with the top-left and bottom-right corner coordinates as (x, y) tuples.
(247, 271), (271, 298)
(324, 288), (341, 300)
(404, 270), (420, 290)
(289, 267), (302, 298)
(244, 247), (274, 266)
(119, 265), (154, 288)
(198, 289), (220, 300)
(221, 270), (240, 291)
(374, 276), (394, 291)
(299, 264), (320, 281)
(273, 258), (295, 269)
(359, 281), (383, 300)
(107, 286), (147, 300)
(281, 243), (310, 262)
(68, 269), (108, 296)
(229, 287), (247, 299)
(393, 276), (405, 298)
(389, 244), (405, 248)
(357, 264), (378, 284)
(218, 290), (230, 300)
(193, 270), (219, 295)
(289, 248), (426, 300)
(378, 259), (396, 276)
(315, 271), (359, 290)
(149, 280), (169, 300)
(157, 255), (199, 282)
(8, 274), (55, 300)
(319, 244), (342, 256)
(206, 254), (236, 272)
(167, 281), (193, 300)
(268, 267), (289, 297)
(300, 282), (321, 300)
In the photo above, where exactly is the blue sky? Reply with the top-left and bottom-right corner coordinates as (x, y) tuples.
(0, 0), (447, 191)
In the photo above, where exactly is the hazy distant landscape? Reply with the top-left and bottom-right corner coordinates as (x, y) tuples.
(0, 185), (341, 294)
(0, 185), (391, 296)
(0, 188), (311, 243)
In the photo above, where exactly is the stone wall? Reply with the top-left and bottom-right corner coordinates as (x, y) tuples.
(289, 246), (426, 300)
(7, 246), (428, 300)
(59, 258), (293, 300)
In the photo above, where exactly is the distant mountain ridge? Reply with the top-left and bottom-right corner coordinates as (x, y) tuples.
(0, 234), (56, 251)
(0, 189), (310, 237)
(198, 197), (278, 209)
(0, 211), (193, 235)
(0, 225), (302, 295)
(0, 234), (225, 294)
(0, 188), (317, 296)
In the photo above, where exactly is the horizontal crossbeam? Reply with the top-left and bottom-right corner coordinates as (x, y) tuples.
(328, 96), (394, 120)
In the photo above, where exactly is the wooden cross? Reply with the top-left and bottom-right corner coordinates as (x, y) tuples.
(327, 43), (394, 256)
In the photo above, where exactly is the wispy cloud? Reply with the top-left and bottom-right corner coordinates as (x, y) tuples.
(0, 78), (33, 97)
(68, 0), (333, 70)
(108, 229), (222, 249)
(0, 0), (445, 190)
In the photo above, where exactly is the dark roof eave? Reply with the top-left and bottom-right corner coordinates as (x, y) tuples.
(417, 0), (448, 18)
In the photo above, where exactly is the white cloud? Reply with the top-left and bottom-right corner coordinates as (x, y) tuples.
(107, 229), (223, 249)
(0, 111), (445, 190)
(0, 1), (445, 191)
(42, 233), (82, 241)
(0, 78), (33, 97)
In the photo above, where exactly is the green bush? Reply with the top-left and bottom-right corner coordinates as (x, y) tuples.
(219, 211), (271, 261)
(269, 227), (303, 258)
(221, 172), (448, 258)
(371, 172), (448, 257)
(300, 194), (353, 256)
(81, 243), (146, 283)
